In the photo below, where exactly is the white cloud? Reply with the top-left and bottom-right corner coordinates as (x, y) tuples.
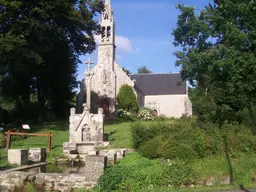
(94, 35), (133, 53)
(115, 36), (133, 52)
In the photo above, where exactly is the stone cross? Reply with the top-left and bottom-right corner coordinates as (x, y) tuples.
(85, 58), (94, 72)
(84, 58), (94, 111)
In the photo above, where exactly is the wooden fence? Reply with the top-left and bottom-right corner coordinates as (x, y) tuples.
(5, 130), (54, 152)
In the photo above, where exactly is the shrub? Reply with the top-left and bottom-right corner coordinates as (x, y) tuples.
(0, 133), (5, 148)
(155, 114), (176, 121)
(137, 109), (154, 121)
(96, 153), (198, 191)
(117, 84), (138, 112)
(115, 109), (135, 121)
(139, 107), (153, 113)
(132, 119), (256, 160)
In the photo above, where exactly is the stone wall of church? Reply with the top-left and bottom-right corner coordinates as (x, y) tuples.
(114, 63), (134, 93)
(144, 95), (192, 118)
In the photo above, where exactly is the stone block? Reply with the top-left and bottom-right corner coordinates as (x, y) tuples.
(8, 149), (28, 165)
(85, 155), (107, 182)
(29, 148), (46, 162)
(76, 143), (95, 154)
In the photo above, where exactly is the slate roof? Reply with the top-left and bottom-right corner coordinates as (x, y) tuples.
(129, 73), (187, 95)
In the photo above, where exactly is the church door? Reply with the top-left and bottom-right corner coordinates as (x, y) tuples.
(101, 98), (110, 117)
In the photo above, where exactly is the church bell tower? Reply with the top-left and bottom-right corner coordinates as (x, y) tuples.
(98, 0), (116, 71)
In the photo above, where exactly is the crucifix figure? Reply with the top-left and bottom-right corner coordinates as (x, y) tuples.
(84, 58), (94, 111)
(85, 58), (94, 73)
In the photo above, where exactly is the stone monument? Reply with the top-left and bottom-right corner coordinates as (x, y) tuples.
(63, 59), (109, 160)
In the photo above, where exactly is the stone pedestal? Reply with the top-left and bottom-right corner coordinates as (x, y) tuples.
(29, 148), (47, 163)
(85, 155), (107, 182)
(8, 149), (28, 165)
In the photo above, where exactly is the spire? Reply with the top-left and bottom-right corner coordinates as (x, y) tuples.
(101, 0), (114, 22)
(105, 0), (111, 6)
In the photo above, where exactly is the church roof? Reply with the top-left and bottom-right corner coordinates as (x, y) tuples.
(129, 73), (187, 95)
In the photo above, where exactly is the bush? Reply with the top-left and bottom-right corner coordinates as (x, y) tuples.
(137, 109), (154, 121)
(96, 153), (198, 191)
(115, 109), (135, 121)
(0, 133), (5, 148)
(132, 119), (256, 160)
(139, 107), (153, 113)
(117, 84), (138, 112)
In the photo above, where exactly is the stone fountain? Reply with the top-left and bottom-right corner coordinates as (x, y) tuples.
(63, 104), (109, 160)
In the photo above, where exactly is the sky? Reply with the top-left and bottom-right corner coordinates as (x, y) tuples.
(78, 0), (211, 82)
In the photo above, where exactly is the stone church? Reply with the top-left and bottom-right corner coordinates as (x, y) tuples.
(77, 0), (192, 118)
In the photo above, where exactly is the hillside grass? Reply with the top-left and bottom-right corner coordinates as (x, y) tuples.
(95, 152), (256, 192)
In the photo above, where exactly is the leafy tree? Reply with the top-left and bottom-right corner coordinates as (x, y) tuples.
(172, 2), (256, 127)
(0, 0), (103, 120)
(122, 67), (131, 75)
(137, 66), (152, 74)
(117, 84), (138, 112)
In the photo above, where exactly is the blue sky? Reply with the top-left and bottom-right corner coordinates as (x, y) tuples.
(78, 0), (210, 81)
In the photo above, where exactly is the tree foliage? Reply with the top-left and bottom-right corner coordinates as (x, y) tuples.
(137, 66), (152, 74)
(117, 84), (138, 112)
(0, 0), (103, 121)
(122, 67), (131, 75)
(173, 1), (256, 125)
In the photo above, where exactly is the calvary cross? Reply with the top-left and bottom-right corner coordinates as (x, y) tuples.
(85, 58), (94, 72)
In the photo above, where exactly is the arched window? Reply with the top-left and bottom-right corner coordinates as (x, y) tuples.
(107, 26), (111, 38)
(153, 109), (158, 117)
(101, 27), (106, 39)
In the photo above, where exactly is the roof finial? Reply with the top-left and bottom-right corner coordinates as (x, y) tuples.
(105, 0), (111, 6)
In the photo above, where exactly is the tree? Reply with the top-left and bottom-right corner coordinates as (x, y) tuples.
(172, 2), (256, 126)
(0, 0), (104, 120)
(122, 67), (132, 75)
(137, 66), (152, 74)
(117, 85), (138, 112)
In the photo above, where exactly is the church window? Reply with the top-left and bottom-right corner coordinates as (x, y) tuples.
(101, 27), (106, 39)
(107, 26), (111, 38)
(104, 13), (108, 20)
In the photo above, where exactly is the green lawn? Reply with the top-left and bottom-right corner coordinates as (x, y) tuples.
(104, 121), (133, 148)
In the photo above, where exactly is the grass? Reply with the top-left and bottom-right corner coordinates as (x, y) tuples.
(104, 121), (133, 148)
(0, 121), (69, 167)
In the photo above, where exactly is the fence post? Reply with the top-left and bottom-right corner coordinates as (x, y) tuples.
(46, 132), (52, 152)
(6, 130), (11, 150)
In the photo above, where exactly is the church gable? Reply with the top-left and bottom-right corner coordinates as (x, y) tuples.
(115, 63), (134, 91)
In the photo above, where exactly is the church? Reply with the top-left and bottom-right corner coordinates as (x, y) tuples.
(77, 0), (192, 118)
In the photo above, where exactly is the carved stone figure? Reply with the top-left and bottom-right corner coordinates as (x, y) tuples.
(82, 124), (91, 142)
(102, 70), (107, 84)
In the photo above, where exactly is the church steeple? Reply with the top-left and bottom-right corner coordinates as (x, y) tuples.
(98, 0), (116, 71)
(99, 0), (115, 45)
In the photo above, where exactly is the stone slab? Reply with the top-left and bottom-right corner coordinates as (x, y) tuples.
(85, 155), (107, 182)
(8, 149), (28, 166)
(29, 148), (46, 163)
(3, 162), (47, 173)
